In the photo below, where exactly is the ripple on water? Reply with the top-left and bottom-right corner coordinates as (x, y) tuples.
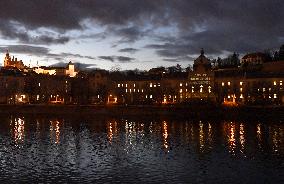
(0, 116), (282, 183)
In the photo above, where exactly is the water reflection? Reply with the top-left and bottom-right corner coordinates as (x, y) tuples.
(107, 120), (118, 143)
(50, 120), (61, 144)
(199, 121), (205, 152)
(239, 123), (245, 153)
(227, 122), (236, 155)
(271, 125), (282, 153)
(256, 123), (262, 150)
(0, 115), (283, 183)
(11, 117), (25, 145)
(162, 121), (169, 151)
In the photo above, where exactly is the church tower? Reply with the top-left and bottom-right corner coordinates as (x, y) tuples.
(4, 50), (11, 67)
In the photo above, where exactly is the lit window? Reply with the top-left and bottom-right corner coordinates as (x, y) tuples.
(274, 94), (277, 98)
(228, 82), (231, 86)
(118, 84), (120, 87)
(208, 86), (211, 93)
(180, 83), (183, 87)
(240, 81), (243, 86)
(240, 88), (243, 92)
(240, 94), (243, 99)
(200, 85), (203, 93)
(280, 81), (283, 86)
(134, 84), (136, 87)
(186, 83), (188, 86)
(97, 95), (100, 98)
(192, 86), (194, 93)
(146, 95), (148, 98)
(134, 89), (136, 92)
(274, 81), (277, 85)
(38, 83), (41, 87)
(130, 89), (132, 93)
(154, 84), (156, 87)
(263, 88), (265, 92)
(142, 89), (144, 93)
(180, 89), (182, 93)
(150, 83), (153, 87)
(138, 89), (140, 92)
(269, 88), (271, 91)
(228, 95), (231, 99)
(158, 83), (161, 87)
(122, 84), (124, 87)
(150, 95), (152, 99)
(222, 82), (224, 86)
(126, 84), (128, 87)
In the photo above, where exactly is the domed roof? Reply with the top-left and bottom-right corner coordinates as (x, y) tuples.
(194, 48), (210, 65)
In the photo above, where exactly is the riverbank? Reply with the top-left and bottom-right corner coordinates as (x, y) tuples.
(0, 104), (283, 120)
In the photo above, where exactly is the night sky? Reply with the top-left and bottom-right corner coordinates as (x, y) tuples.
(0, 0), (283, 70)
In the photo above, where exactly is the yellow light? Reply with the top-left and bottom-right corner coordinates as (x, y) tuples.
(240, 81), (243, 86)
(274, 94), (277, 98)
(274, 81), (277, 85)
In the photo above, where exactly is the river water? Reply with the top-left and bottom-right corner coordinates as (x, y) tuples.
(0, 115), (283, 183)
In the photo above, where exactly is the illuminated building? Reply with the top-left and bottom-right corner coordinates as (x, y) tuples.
(34, 61), (77, 77)
(3, 50), (25, 69)
(188, 49), (215, 100)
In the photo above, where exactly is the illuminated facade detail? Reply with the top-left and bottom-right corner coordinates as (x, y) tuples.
(4, 51), (25, 69)
(222, 82), (225, 86)
(34, 61), (77, 77)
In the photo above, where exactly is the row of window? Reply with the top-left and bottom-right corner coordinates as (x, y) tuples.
(222, 81), (283, 87)
(226, 93), (278, 99)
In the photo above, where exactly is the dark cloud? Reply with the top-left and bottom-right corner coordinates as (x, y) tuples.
(118, 48), (139, 54)
(0, 0), (283, 58)
(0, 45), (49, 55)
(163, 55), (196, 63)
(0, 20), (70, 45)
(0, 45), (95, 62)
(99, 55), (135, 63)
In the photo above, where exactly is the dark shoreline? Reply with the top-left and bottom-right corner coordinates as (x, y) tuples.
(0, 104), (283, 121)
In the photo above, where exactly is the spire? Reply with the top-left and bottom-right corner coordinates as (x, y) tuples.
(200, 48), (204, 56)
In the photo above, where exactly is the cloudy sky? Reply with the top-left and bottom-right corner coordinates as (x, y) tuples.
(0, 0), (283, 70)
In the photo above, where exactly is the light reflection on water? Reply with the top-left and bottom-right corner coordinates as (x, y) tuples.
(0, 115), (283, 183)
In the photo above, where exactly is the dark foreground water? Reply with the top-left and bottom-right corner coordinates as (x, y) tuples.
(0, 115), (283, 183)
